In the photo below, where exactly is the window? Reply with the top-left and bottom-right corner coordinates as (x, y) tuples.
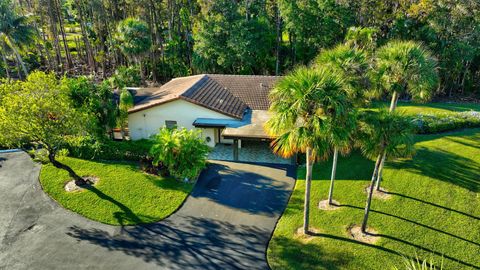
(165, 120), (177, 129)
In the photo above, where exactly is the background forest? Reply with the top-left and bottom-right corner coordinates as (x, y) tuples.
(1, 0), (479, 99)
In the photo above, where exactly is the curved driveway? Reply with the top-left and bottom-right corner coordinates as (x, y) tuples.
(0, 151), (295, 270)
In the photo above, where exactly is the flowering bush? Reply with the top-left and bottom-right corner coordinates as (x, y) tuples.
(411, 111), (480, 134)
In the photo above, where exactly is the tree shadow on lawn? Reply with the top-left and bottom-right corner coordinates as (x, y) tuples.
(339, 204), (480, 269)
(387, 192), (480, 221)
(388, 147), (479, 192)
(83, 185), (144, 226)
(341, 204), (480, 247)
(270, 236), (354, 270)
(67, 216), (273, 269)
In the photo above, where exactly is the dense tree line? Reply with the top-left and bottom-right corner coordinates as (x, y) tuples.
(1, 0), (479, 97)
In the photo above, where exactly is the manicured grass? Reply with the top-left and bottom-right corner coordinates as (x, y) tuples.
(267, 129), (480, 270)
(40, 157), (193, 225)
(372, 101), (480, 115)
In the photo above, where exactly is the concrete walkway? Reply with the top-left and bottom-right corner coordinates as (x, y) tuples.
(0, 152), (295, 270)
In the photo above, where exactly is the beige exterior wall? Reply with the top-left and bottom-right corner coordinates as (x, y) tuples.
(128, 99), (235, 147)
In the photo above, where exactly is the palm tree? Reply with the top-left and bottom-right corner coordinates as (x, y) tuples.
(371, 40), (438, 190)
(265, 66), (350, 234)
(0, 1), (36, 78)
(314, 44), (367, 205)
(115, 18), (152, 84)
(356, 110), (415, 233)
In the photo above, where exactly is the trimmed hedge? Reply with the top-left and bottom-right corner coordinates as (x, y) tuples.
(411, 111), (480, 134)
(65, 136), (154, 161)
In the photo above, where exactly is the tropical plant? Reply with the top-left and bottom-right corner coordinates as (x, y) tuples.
(314, 44), (367, 205)
(372, 40), (439, 111)
(0, 0), (36, 78)
(115, 18), (152, 83)
(266, 66), (352, 233)
(371, 40), (439, 190)
(150, 127), (210, 181)
(356, 110), (415, 233)
(117, 88), (134, 139)
(62, 77), (116, 137)
(0, 71), (89, 185)
(393, 255), (444, 270)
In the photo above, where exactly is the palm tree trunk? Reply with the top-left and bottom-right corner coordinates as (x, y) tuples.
(375, 151), (386, 191)
(8, 39), (28, 77)
(361, 153), (382, 233)
(303, 147), (313, 235)
(1, 51), (10, 79)
(328, 147), (338, 205)
(389, 91), (399, 112)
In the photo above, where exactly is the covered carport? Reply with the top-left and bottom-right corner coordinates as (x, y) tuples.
(195, 110), (295, 165)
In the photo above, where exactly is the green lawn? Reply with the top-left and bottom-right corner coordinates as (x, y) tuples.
(372, 101), (480, 115)
(267, 128), (480, 270)
(40, 157), (193, 225)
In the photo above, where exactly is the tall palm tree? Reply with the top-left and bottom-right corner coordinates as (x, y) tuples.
(314, 44), (367, 205)
(0, 1), (36, 78)
(356, 110), (415, 233)
(371, 40), (438, 190)
(266, 66), (349, 234)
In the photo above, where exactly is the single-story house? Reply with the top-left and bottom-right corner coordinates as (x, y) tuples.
(127, 74), (291, 164)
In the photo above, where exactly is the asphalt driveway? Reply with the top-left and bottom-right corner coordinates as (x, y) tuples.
(0, 151), (295, 270)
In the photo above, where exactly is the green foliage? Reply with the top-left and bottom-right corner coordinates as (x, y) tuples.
(193, 0), (275, 74)
(0, 71), (88, 152)
(62, 76), (117, 137)
(108, 66), (141, 89)
(266, 66), (352, 160)
(356, 110), (415, 160)
(371, 40), (439, 102)
(65, 135), (153, 161)
(393, 255), (444, 270)
(115, 18), (152, 59)
(344, 26), (379, 51)
(117, 88), (134, 129)
(40, 156), (193, 225)
(314, 44), (369, 106)
(150, 127), (210, 181)
(278, 0), (355, 64)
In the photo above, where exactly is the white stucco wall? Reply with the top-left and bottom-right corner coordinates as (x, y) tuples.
(128, 99), (235, 147)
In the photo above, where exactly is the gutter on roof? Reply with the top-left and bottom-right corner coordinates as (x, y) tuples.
(128, 95), (245, 119)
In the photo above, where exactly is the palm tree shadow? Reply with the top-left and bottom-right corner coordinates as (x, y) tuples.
(340, 204), (480, 247)
(369, 233), (480, 269)
(388, 146), (479, 192)
(387, 192), (480, 221)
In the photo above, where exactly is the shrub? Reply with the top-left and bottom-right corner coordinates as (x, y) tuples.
(65, 135), (153, 161)
(108, 66), (141, 89)
(411, 111), (480, 134)
(150, 127), (210, 181)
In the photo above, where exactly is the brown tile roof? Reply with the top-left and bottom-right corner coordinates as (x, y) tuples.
(128, 74), (281, 119)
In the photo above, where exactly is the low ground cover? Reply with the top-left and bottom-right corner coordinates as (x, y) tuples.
(40, 156), (193, 225)
(267, 129), (480, 269)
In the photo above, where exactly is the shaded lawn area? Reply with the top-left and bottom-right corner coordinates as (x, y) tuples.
(372, 101), (480, 115)
(40, 157), (193, 225)
(267, 129), (480, 270)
